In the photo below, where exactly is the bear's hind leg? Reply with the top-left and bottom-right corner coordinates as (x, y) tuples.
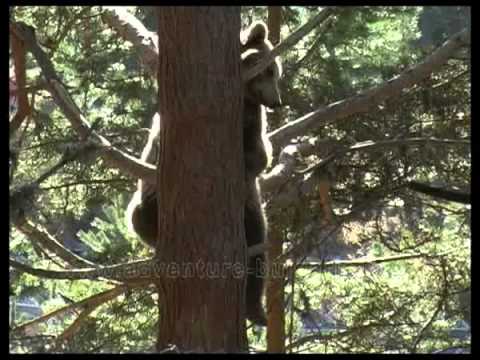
(246, 254), (267, 326)
(129, 193), (158, 248)
(244, 191), (268, 326)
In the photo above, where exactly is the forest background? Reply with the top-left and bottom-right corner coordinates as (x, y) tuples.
(9, 6), (470, 354)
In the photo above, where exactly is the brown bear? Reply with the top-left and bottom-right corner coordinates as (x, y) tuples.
(241, 22), (282, 326)
(126, 21), (282, 326)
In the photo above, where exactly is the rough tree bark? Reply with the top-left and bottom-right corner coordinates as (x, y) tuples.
(155, 7), (247, 352)
(265, 6), (286, 354)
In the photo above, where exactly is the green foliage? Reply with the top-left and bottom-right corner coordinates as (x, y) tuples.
(288, 216), (470, 353)
(60, 289), (158, 352)
(10, 5), (469, 354)
(78, 196), (150, 263)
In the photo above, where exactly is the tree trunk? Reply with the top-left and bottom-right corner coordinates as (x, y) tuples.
(266, 6), (286, 354)
(155, 7), (247, 352)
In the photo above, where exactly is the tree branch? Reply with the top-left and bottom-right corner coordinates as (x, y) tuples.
(408, 181), (470, 204)
(40, 178), (128, 191)
(9, 258), (155, 283)
(34, 141), (102, 186)
(261, 144), (301, 193)
(11, 244), (274, 283)
(300, 249), (456, 269)
(243, 7), (337, 82)
(268, 28), (470, 149)
(261, 137), (339, 193)
(10, 21), (156, 184)
(101, 7), (158, 78)
(53, 284), (148, 346)
(259, 136), (469, 213)
(299, 137), (470, 175)
(10, 29), (31, 137)
(10, 143), (112, 235)
(101, 6), (337, 86)
(411, 259), (449, 352)
(11, 285), (134, 336)
(54, 306), (92, 347)
(14, 219), (96, 268)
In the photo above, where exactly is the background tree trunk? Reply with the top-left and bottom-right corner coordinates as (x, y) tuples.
(265, 6), (287, 354)
(155, 6), (247, 352)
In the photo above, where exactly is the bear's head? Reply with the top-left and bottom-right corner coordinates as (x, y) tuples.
(241, 22), (282, 109)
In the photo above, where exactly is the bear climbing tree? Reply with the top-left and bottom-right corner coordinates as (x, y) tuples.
(126, 21), (282, 327)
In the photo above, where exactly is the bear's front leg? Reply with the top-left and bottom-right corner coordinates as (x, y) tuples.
(245, 139), (270, 177)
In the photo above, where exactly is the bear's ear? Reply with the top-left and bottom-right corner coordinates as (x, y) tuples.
(244, 22), (268, 46)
